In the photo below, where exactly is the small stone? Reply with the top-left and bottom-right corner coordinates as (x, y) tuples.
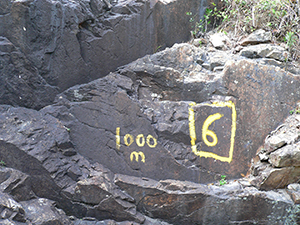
(240, 29), (272, 46)
(289, 191), (300, 204)
(287, 183), (300, 191)
(269, 145), (300, 167)
(287, 184), (300, 204)
(258, 152), (268, 161)
(268, 135), (287, 150)
(192, 38), (207, 47)
(266, 49), (290, 62)
(209, 32), (230, 50)
(260, 58), (282, 67)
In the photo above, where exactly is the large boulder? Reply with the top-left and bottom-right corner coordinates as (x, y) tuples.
(39, 41), (300, 184)
(41, 43), (238, 184)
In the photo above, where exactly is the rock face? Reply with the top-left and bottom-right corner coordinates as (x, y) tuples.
(37, 38), (300, 185)
(250, 113), (300, 191)
(41, 43), (239, 184)
(115, 174), (300, 225)
(0, 107), (145, 224)
(0, 0), (207, 109)
(1, 7), (300, 222)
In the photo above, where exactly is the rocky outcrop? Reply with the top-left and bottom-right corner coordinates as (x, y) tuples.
(36, 31), (300, 185)
(250, 113), (300, 191)
(0, 0), (208, 109)
(115, 174), (300, 225)
(0, 107), (144, 224)
(1, 17), (300, 224)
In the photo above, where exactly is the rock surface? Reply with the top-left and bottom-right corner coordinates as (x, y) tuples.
(0, 0), (207, 109)
(36, 35), (300, 185)
(250, 114), (300, 191)
(1, 8), (300, 223)
(240, 29), (272, 46)
(115, 174), (300, 225)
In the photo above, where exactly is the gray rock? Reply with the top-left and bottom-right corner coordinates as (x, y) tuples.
(260, 58), (283, 67)
(240, 43), (289, 61)
(287, 184), (300, 204)
(0, 192), (25, 222)
(191, 38), (208, 47)
(269, 144), (300, 167)
(0, 36), (58, 109)
(0, 167), (34, 202)
(288, 183), (300, 192)
(115, 174), (300, 225)
(73, 171), (145, 223)
(267, 134), (287, 152)
(250, 165), (300, 190)
(207, 50), (233, 70)
(240, 29), (272, 46)
(266, 48), (290, 62)
(21, 198), (71, 225)
(209, 32), (231, 50)
(0, 106), (142, 221)
(0, 0), (208, 109)
(250, 112), (300, 192)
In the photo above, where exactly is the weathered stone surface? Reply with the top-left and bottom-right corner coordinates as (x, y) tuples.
(34, 40), (300, 186)
(0, 106), (143, 222)
(73, 170), (145, 223)
(0, 0), (208, 109)
(269, 144), (300, 167)
(209, 32), (231, 50)
(267, 135), (288, 152)
(240, 29), (272, 46)
(223, 59), (300, 179)
(73, 216), (170, 225)
(0, 167), (33, 202)
(250, 113), (300, 190)
(2, 22), (300, 224)
(240, 43), (289, 61)
(21, 198), (71, 225)
(0, 192), (25, 223)
(287, 184), (300, 204)
(250, 164), (300, 190)
(0, 36), (58, 109)
(40, 43), (238, 184)
(115, 174), (300, 225)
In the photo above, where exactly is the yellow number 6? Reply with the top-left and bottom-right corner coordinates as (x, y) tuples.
(202, 113), (223, 147)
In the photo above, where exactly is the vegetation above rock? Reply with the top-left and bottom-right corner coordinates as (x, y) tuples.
(188, 0), (300, 60)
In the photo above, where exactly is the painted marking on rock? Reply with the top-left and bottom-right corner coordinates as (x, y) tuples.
(202, 113), (223, 147)
(115, 128), (158, 163)
(124, 134), (134, 146)
(130, 151), (146, 163)
(116, 127), (120, 150)
(116, 100), (236, 164)
(188, 101), (236, 163)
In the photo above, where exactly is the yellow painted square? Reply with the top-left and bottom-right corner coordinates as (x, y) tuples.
(188, 101), (236, 163)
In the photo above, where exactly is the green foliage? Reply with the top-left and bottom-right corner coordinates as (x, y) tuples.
(187, 0), (300, 59)
(154, 45), (162, 53)
(285, 31), (298, 53)
(0, 160), (6, 167)
(186, 2), (228, 36)
(64, 126), (71, 132)
(219, 175), (227, 186)
(289, 108), (300, 115)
